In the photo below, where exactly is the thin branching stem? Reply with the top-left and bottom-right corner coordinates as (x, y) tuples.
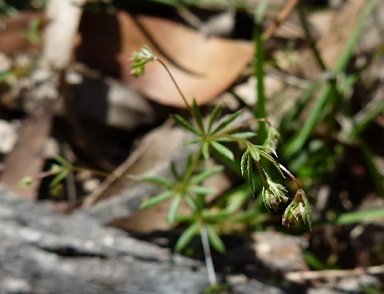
(255, 160), (269, 186)
(278, 163), (302, 190)
(70, 166), (140, 182)
(156, 58), (192, 114)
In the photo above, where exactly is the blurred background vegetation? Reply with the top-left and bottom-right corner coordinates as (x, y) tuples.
(1, 0), (383, 292)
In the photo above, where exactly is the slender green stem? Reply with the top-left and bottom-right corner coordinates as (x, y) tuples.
(200, 225), (217, 286)
(253, 0), (269, 142)
(156, 58), (192, 114)
(279, 163), (302, 190)
(253, 19), (267, 142)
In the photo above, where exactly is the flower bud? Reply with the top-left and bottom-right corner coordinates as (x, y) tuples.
(282, 189), (312, 229)
(262, 180), (289, 210)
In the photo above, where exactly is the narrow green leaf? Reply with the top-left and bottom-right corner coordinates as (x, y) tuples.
(185, 138), (201, 145)
(255, 0), (269, 24)
(172, 114), (200, 135)
(224, 185), (252, 213)
(175, 222), (199, 252)
(203, 210), (231, 222)
(202, 142), (210, 160)
(192, 99), (205, 134)
(190, 185), (216, 196)
(167, 196), (181, 223)
(191, 165), (224, 184)
(240, 149), (249, 176)
(139, 190), (174, 209)
(248, 146), (261, 162)
(53, 155), (70, 167)
(50, 170), (69, 188)
(211, 141), (234, 161)
(303, 194), (313, 230)
(170, 161), (180, 181)
(215, 132), (257, 143)
(247, 155), (256, 192)
(212, 110), (241, 134)
(303, 251), (332, 271)
(142, 176), (174, 187)
(334, 208), (384, 225)
(184, 153), (196, 180)
(349, 98), (384, 140)
(229, 132), (257, 140)
(206, 224), (225, 253)
(184, 193), (198, 211)
(207, 104), (222, 133)
(257, 148), (285, 178)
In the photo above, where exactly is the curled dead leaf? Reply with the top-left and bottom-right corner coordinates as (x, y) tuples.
(76, 11), (254, 107)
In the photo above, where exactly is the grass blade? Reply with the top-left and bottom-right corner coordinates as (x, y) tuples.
(284, 0), (377, 158)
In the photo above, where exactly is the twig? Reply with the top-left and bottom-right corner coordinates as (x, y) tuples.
(263, 0), (300, 40)
(285, 264), (384, 283)
(81, 140), (149, 208)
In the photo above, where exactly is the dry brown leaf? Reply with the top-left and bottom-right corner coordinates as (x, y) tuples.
(76, 11), (254, 108)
